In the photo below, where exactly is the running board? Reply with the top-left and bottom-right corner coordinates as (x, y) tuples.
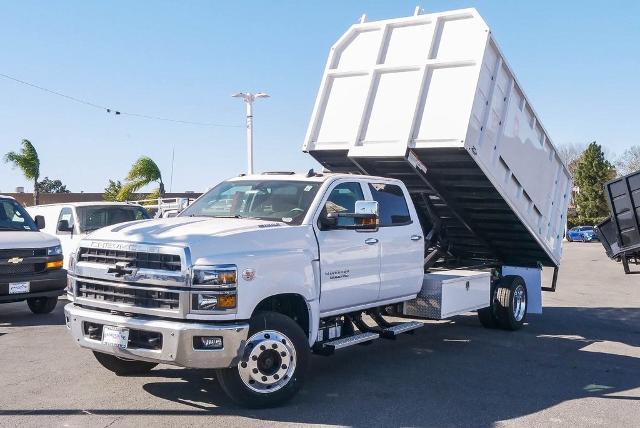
(315, 332), (379, 355)
(381, 321), (423, 339)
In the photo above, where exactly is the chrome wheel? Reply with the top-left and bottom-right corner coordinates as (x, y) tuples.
(238, 330), (297, 394)
(513, 285), (527, 322)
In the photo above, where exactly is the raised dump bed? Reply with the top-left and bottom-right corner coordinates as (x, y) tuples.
(596, 169), (640, 273)
(302, 8), (572, 268)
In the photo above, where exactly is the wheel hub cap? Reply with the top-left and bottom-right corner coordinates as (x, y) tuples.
(238, 330), (296, 393)
(513, 285), (527, 321)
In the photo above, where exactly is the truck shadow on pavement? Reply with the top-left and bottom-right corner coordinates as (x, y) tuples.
(0, 306), (637, 426)
(137, 305), (640, 426)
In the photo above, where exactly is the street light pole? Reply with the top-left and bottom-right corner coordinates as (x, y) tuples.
(232, 92), (270, 175)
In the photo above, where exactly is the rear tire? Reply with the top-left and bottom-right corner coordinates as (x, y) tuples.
(216, 311), (310, 408)
(477, 306), (498, 328)
(92, 351), (158, 376)
(494, 275), (527, 331)
(27, 296), (58, 314)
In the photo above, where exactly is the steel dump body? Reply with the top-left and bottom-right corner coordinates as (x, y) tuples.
(597, 170), (640, 258)
(303, 8), (571, 267)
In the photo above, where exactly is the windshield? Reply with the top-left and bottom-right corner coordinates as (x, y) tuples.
(0, 198), (38, 231)
(76, 205), (150, 232)
(180, 180), (321, 225)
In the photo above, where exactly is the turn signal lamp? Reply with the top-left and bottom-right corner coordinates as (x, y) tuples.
(46, 260), (64, 269)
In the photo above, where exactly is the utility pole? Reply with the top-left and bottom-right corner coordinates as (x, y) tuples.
(232, 92), (270, 175)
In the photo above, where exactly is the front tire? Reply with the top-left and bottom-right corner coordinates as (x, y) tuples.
(216, 311), (310, 408)
(27, 296), (58, 314)
(92, 351), (158, 376)
(494, 275), (528, 331)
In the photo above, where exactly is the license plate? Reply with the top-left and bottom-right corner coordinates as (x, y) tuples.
(102, 325), (129, 349)
(9, 282), (29, 294)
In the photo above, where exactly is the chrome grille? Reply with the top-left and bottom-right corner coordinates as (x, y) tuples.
(76, 280), (180, 310)
(78, 247), (181, 272)
(0, 248), (46, 258)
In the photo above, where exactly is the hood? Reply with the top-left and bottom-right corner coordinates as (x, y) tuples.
(83, 216), (291, 245)
(0, 231), (60, 250)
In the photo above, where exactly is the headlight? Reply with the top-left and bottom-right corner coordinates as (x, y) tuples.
(47, 245), (63, 256)
(192, 265), (237, 287)
(191, 265), (237, 312)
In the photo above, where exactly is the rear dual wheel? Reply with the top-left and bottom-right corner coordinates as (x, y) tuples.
(477, 275), (527, 331)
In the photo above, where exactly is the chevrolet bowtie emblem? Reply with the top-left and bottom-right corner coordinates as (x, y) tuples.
(107, 261), (135, 277)
(7, 257), (23, 264)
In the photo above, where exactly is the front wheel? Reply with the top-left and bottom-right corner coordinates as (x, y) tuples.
(216, 311), (310, 408)
(92, 351), (158, 376)
(27, 296), (58, 314)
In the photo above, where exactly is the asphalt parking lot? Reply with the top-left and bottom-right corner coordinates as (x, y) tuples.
(0, 243), (638, 428)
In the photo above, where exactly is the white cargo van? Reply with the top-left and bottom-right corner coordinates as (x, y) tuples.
(0, 195), (66, 314)
(27, 202), (151, 270)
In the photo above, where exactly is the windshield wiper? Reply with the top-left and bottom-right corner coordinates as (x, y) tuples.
(0, 226), (30, 231)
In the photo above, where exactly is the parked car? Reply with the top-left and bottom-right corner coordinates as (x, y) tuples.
(567, 226), (597, 242)
(27, 202), (151, 270)
(0, 195), (66, 314)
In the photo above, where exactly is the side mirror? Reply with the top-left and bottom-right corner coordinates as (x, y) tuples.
(57, 219), (73, 233)
(322, 200), (379, 231)
(35, 215), (45, 230)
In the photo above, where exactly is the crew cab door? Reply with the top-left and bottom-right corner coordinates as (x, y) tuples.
(365, 182), (424, 300)
(315, 180), (381, 313)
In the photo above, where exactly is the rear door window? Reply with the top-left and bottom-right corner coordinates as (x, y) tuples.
(368, 183), (412, 227)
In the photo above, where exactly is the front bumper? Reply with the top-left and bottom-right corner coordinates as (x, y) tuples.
(0, 269), (66, 303)
(64, 303), (249, 369)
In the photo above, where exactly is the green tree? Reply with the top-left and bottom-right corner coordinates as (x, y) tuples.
(36, 177), (70, 193)
(4, 139), (40, 205)
(103, 179), (123, 201)
(118, 156), (165, 201)
(573, 142), (614, 219)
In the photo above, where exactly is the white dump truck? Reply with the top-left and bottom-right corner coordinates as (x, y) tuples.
(64, 8), (572, 408)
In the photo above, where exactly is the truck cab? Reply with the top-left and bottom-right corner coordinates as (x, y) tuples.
(64, 173), (426, 405)
(0, 195), (66, 314)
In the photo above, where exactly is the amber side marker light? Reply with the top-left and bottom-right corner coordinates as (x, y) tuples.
(217, 295), (237, 309)
(46, 260), (64, 269)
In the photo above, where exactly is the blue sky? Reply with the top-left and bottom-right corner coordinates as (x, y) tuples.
(1, 1), (638, 193)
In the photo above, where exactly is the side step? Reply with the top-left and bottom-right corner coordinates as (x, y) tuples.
(315, 332), (379, 355)
(381, 321), (423, 339)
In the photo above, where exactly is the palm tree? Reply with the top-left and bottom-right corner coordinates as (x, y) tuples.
(118, 156), (165, 201)
(4, 139), (41, 205)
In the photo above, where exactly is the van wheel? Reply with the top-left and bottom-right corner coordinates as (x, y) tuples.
(494, 275), (527, 331)
(27, 296), (58, 314)
(92, 351), (158, 376)
(216, 311), (310, 408)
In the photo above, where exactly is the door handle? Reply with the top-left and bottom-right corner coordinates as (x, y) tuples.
(411, 235), (422, 241)
(364, 238), (379, 245)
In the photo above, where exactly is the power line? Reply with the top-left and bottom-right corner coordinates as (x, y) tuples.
(0, 72), (243, 128)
